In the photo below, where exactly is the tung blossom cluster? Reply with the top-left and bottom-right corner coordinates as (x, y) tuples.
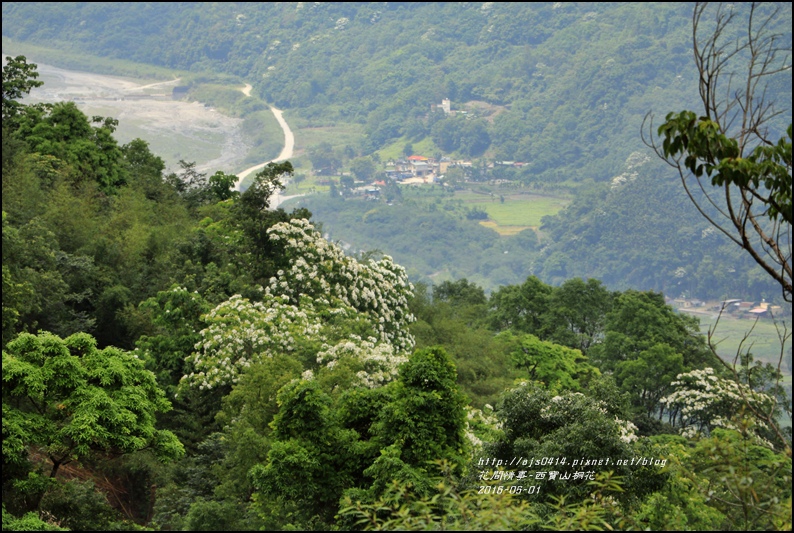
(660, 367), (775, 440)
(267, 218), (415, 352)
(181, 294), (316, 390)
(540, 392), (608, 420)
(181, 219), (417, 391)
(538, 391), (638, 443)
(316, 335), (407, 389)
(464, 404), (502, 448)
(616, 418), (639, 444)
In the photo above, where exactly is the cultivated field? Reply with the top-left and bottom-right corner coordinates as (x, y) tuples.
(696, 313), (792, 370)
(455, 190), (570, 234)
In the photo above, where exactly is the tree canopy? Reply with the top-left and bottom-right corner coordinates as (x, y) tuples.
(3, 332), (184, 477)
(1, 55), (43, 124)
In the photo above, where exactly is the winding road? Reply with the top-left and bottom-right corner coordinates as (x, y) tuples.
(235, 84), (300, 208)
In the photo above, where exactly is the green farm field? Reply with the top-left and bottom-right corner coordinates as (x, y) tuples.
(696, 313), (792, 371)
(455, 191), (570, 234)
(377, 136), (438, 161)
(288, 115), (364, 158)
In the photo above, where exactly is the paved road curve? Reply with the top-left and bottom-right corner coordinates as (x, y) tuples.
(234, 94), (299, 208)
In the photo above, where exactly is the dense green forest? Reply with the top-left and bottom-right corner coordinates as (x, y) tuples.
(3, 48), (792, 530)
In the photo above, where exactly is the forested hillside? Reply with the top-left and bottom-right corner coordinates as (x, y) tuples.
(3, 2), (790, 300)
(3, 2), (794, 529)
(291, 151), (781, 299)
(1, 2), (708, 182)
(3, 50), (792, 530)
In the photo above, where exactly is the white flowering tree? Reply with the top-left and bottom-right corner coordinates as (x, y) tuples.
(181, 294), (315, 390)
(463, 404), (503, 450)
(660, 367), (778, 444)
(266, 218), (415, 352)
(179, 219), (415, 392)
(315, 336), (407, 389)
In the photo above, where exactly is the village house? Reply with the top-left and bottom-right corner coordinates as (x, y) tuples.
(401, 155), (438, 178)
(350, 185), (381, 200)
(387, 155), (470, 183)
(430, 98), (451, 114)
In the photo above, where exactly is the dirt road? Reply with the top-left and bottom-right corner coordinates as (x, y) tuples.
(235, 107), (294, 183)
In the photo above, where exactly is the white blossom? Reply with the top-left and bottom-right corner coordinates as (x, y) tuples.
(179, 219), (416, 391)
(661, 367), (776, 447)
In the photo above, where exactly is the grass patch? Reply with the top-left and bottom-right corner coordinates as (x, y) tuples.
(190, 84), (246, 111)
(456, 191), (569, 229)
(238, 109), (284, 169)
(377, 136), (439, 161)
(697, 314), (792, 371)
(281, 160), (331, 196)
(288, 114), (364, 157)
(478, 221), (532, 236)
(379, 185), (568, 236)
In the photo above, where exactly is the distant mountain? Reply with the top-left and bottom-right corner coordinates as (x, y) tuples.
(5, 3), (790, 182)
(536, 154), (781, 301)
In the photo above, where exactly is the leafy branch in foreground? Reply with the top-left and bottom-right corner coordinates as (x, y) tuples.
(2, 55), (43, 125)
(643, 2), (792, 302)
(3, 332), (184, 512)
